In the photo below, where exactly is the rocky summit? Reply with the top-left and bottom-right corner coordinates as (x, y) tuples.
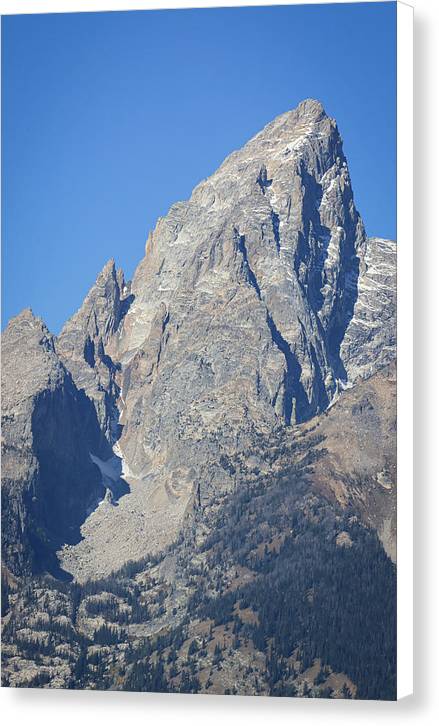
(1, 100), (397, 698)
(1, 310), (108, 577)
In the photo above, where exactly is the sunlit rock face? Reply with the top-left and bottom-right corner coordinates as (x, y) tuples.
(56, 259), (132, 445)
(117, 99), (364, 431)
(111, 99), (393, 516)
(340, 236), (396, 382)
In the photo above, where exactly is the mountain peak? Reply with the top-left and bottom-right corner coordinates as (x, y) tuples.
(1, 306), (63, 407)
(9, 306), (37, 324)
(16, 306), (35, 318)
(293, 97), (326, 121)
(59, 258), (122, 342)
(56, 257), (126, 443)
(253, 98), (332, 146)
(98, 257), (117, 280)
(3, 307), (51, 342)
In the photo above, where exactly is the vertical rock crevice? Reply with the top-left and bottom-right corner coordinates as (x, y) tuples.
(266, 312), (308, 425)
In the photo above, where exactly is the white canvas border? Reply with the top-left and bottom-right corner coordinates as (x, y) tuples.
(396, 0), (413, 701)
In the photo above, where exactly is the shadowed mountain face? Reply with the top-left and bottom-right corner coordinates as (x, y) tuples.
(1, 310), (110, 578)
(1, 100), (396, 698)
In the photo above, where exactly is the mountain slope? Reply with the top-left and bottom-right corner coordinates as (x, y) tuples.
(1, 364), (396, 697)
(56, 259), (131, 444)
(1, 310), (109, 577)
(300, 362), (397, 561)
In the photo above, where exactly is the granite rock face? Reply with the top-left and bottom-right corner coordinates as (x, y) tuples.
(56, 259), (132, 445)
(340, 237), (396, 382)
(108, 100), (394, 552)
(118, 99), (365, 429)
(1, 310), (107, 576)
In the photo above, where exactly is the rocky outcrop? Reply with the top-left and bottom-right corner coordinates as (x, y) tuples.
(117, 100), (366, 436)
(1, 310), (108, 577)
(340, 237), (396, 382)
(57, 259), (131, 444)
(114, 98), (392, 513)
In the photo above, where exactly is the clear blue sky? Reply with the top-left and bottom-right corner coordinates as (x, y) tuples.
(1, 2), (396, 333)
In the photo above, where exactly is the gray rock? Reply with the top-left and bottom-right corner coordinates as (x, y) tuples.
(340, 237), (396, 381)
(1, 309), (107, 576)
(114, 99), (392, 515)
(56, 258), (131, 444)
